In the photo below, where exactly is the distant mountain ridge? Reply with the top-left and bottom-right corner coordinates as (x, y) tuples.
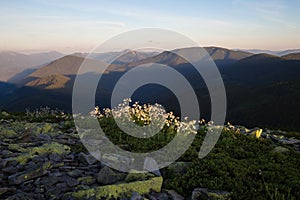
(69, 50), (159, 65)
(15, 47), (253, 90)
(6, 46), (300, 93)
(0, 51), (64, 82)
(1, 46), (300, 130)
(240, 48), (300, 56)
(123, 47), (252, 70)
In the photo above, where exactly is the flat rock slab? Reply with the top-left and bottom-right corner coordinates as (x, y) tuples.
(8, 162), (52, 185)
(64, 176), (163, 199)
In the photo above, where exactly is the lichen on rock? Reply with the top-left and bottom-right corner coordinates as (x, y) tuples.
(11, 142), (71, 164)
(64, 176), (163, 199)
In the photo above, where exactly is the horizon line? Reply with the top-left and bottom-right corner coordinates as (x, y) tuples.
(1, 45), (300, 55)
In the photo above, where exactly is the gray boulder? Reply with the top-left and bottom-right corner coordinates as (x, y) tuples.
(96, 166), (125, 185)
(272, 146), (289, 153)
(166, 190), (184, 200)
(78, 152), (98, 165)
(102, 153), (133, 172)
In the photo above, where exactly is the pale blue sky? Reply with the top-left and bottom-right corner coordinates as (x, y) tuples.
(1, 0), (299, 53)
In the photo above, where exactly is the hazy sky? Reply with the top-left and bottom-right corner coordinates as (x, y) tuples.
(1, 0), (300, 53)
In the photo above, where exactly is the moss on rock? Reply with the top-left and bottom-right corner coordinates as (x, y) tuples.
(65, 176), (163, 199)
(0, 128), (17, 139)
(77, 176), (96, 185)
(7, 144), (26, 153)
(12, 142), (71, 164)
(125, 169), (155, 182)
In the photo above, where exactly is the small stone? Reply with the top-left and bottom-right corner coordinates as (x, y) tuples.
(0, 159), (8, 168)
(65, 154), (75, 160)
(5, 192), (44, 199)
(294, 143), (300, 152)
(46, 182), (69, 198)
(261, 132), (268, 138)
(192, 188), (231, 200)
(49, 153), (62, 162)
(51, 172), (64, 177)
(272, 146), (289, 153)
(144, 157), (161, 176)
(207, 190), (231, 199)
(31, 155), (48, 163)
(77, 176), (96, 185)
(67, 169), (83, 178)
(102, 153), (132, 172)
(7, 160), (18, 167)
(0, 187), (9, 196)
(162, 162), (191, 177)
(8, 162), (51, 185)
(8, 169), (48, 185)
(1, 150), (13, 158)
(125, 170), (154, 182)
(146, 191), (169, 200)
(192, 188), (209, 200)
(130, 192), (144, 200)
(37, 133), (52, 141)
(36, 175), (61, 190)
(56, 182), (69, 192)
(271, 136), (300, 145)
(78, 152), (98, 165)
(20, 181), (35, 192)
(2, 165), (24, 174)
(1, 111), (10, 116)
(96, 166), (125, 185)
(25, 161), (38, 170)
(166, 190), (184, 200)
(66, 176), (80, 187)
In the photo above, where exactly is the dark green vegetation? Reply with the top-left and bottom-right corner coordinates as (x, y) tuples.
(2, 111), (299, 199)
(165, 130), (300, 200)
(99, 116), (300, 199)
(225, 80), (300, 131)
(99, 117), (177, 153)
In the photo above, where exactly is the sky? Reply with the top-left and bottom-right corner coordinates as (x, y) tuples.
(0, 0), (300, 53)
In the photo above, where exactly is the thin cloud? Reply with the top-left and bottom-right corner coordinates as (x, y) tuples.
(253, 1), (286, 21)
(72, 20), (125, 28)
(234, 0), (287, 23)
(106, 6), (231, 28)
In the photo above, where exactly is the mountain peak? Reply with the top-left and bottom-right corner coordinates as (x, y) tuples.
(122, 49), (137, 56)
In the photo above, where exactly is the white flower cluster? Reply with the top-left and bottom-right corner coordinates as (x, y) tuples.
(177, 119), (198, 135)
(25, 106), (65, 118)
(89, 106), (103, 118)
(90, 98), (200, 134)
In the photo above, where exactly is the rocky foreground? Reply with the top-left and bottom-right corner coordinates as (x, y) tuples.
(0, 111), (300, 199)
(0, 119), (164, 199)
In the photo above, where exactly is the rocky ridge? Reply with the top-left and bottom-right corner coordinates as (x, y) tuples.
(0, 112), (299, 199)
